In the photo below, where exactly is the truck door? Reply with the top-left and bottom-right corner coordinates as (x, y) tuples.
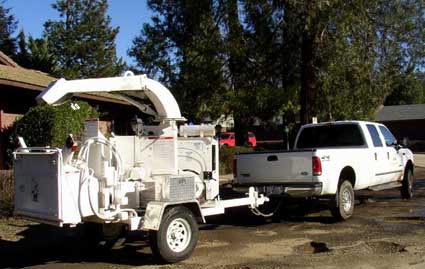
(366, 124), (387, 185)
(378, 125), (403, 183)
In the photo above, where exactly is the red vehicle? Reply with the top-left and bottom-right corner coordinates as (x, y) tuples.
(218, 132), (257, 147)
(247, 132), (257, 147)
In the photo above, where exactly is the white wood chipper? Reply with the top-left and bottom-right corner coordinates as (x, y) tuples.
(13, 73), (268, 263)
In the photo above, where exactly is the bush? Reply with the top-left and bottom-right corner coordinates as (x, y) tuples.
(0, 170), (14, 216)
(219, 146), (254, 175)
(2, 101), (98, 168)
(14, 101), (98, 147)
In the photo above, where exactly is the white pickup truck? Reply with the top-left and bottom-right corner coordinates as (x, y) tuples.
(234, 121), (415, 220)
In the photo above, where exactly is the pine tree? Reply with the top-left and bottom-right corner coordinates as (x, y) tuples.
(130, 0), (227, 121)
(130, 0), (425, 128)
(315, 0), (425, 120)
(0, 0), (17, 57)
(15, 30), (58, 74)
(16, 30), (29, 66)
(44, 0), (124, 79)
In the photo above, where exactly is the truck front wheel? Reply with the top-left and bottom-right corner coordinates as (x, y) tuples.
(331, 180), (354, 221)
(149, 206), (199, 263)
(400, 169), (413, 199)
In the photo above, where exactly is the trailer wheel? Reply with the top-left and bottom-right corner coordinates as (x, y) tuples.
(81, 222), (127, 250)
(400, 169), (413, 199)
(331, 180), (354, 221)
(150, 206), (199, 263)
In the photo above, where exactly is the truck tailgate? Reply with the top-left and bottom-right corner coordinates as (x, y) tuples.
(235, 150), (314, 184)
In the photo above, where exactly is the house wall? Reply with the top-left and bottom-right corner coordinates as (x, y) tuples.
(0, 111), (21, 128)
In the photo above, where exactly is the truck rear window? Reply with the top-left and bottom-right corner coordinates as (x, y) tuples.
(296, 124), (365, 149)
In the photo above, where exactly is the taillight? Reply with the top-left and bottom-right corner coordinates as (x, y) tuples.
(312, 156), (322, 176)
(233, 158), (237, 178)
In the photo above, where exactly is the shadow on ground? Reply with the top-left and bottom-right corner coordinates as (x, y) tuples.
(0, 223), (156, 268)
(0, 199), (337, 268)
(1, 168), (424, 268)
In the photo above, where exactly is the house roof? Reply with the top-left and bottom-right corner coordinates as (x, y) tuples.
(375, 104), (425, 121)
(0, 64), (55, 90)
(0, 51), (20, 67)
(0, 51), (128, 105)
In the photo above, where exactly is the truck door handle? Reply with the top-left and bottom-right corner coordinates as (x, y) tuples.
(387, 152), (390, 160)
(267, 155), (278, 162)
(374, 153), (377, 160)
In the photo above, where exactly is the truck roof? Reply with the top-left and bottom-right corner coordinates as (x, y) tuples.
(301, 120), (380, 128)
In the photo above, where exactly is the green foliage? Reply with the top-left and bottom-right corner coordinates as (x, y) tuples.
(15, 30), (58, 74)
(44, 0), (125, 79)
(130, 0), (227, 122)
(0, 0), (17, 57)
(1, 102), (97, 169)
(13, 101), (98, 148)
(219, 146), (254, 175)
(131, 0), (425, 128)
(385, 71), (424, 105)
(0, 170), (13, 215)
(291, 0), (423, 121)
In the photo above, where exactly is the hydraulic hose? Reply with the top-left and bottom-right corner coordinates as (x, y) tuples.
(77, 136), (137, 221)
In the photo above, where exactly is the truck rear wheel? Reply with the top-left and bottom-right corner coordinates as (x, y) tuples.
(150, 206), (199, 263)
(331, 180), (354, 221)
(400, 169), (413, 199)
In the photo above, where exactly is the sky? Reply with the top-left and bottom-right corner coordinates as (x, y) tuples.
(6, 0), (153, 65)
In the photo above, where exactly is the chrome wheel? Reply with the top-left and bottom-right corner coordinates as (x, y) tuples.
(166, 218), (191, 253)
(341, 188), (352, 213)
(331, 180), (354, 221)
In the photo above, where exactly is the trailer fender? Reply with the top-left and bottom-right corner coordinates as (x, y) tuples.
(142, 200), (204, 231)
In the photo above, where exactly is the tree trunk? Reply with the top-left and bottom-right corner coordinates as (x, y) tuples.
(300, 0), (317, 125)
(226, 0), (247, 146)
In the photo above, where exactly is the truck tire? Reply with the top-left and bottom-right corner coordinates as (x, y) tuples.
(400, 169), (413, 199)
(331, 180), (354, 221)
(150, 206), (199, 263)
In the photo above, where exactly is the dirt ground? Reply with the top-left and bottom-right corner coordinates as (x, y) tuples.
(1, 167), (425, 269)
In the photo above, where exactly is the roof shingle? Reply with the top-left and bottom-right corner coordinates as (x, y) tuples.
(375, 104), (425, 121)
(0, 64), (55, 89)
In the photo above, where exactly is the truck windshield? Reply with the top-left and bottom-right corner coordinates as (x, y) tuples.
(296, 124), (365, 149)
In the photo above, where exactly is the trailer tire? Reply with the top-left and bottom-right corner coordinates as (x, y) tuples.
(81, 222), (127, 250)
(400, 169), (413, 199)
(150, 206), (198, 263)
(331, 180), (354, 221)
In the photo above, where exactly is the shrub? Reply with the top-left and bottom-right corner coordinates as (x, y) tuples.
(14, 101), (98, 147)
(219, 146), (254, 175)
(0, 170), (14, 216)
(2, 101), (98, 168)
